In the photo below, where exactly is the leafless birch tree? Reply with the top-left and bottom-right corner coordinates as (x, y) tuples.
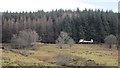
(104, 34), (117, 49)
(56, 31), (75, 49)
(11, 29), (39, 49)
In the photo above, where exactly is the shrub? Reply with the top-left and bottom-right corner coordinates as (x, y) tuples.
(21, 52), (30, 57)
(11, 29), (39, 49)
(56, 54), (72, 66)
(104, 34), (117, 49)
(56, 31), (75, 49)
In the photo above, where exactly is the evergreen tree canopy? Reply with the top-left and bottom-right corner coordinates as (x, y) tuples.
(2, 9), (118, 43)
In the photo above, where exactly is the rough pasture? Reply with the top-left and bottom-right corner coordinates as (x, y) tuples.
(1, 44), (118, 66)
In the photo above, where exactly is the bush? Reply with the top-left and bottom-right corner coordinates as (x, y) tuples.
(104, 34), (117, 49)
(11, 29), (39, 49)
(56, 31), (75, 49)
(84, 59), (98, 66)
(30, 45), (39, 50)
(21, 52), (30, 57)
(56, 54), (72, 66)
(56, 54), (99, 66)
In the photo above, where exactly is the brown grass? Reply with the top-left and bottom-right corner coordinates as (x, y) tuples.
(1, 44), (118, 66)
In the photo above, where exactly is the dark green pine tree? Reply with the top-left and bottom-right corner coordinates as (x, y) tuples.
(61, 16), (72, 35)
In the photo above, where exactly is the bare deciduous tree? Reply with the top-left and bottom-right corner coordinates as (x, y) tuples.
(67, 37), (75, 47)
(104, 34), (117, 49)
(11, 29), (39, 49)
(56, 31), (75, 49)
(11, 35), (27, 49)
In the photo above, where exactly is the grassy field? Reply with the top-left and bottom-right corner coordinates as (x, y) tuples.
(1, 44), (118, 66)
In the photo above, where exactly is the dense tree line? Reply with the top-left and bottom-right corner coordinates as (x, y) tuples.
(62, 9), (118, 43)
(2, 9), (118, 43)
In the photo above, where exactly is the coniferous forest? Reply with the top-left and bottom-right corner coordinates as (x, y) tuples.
(2, 8), (118, 43)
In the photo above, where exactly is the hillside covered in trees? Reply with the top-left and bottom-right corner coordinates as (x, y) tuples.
(2, 8), (118, 43)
